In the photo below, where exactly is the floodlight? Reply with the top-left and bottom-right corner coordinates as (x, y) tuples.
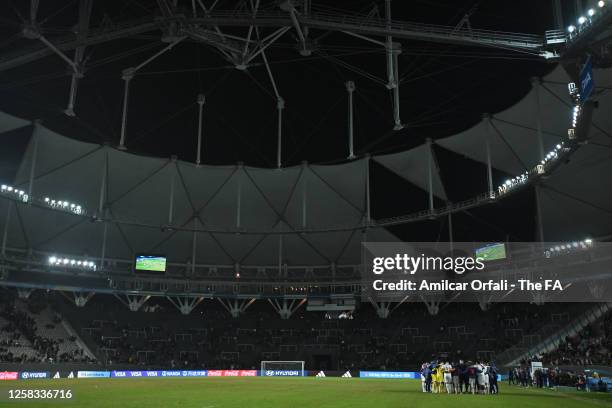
(578, 16), (587, 24)
(588, 8), (595, 16)
(599, 1), (605, 7)
(568, 25), (576, 32)
(49, 256), (57, 264)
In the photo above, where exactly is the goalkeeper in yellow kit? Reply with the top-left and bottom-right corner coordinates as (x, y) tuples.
(433, 364), (445, 393)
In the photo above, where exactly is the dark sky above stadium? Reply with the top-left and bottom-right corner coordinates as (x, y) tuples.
(0, 0), (573, 242)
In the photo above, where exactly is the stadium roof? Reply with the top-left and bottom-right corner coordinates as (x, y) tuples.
(1, 64), (612, 271)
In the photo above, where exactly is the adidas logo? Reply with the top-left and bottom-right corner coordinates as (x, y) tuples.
(315, 371), (326, 377)
(341, 371), (352, 378)
(67, 372), (74, 379)
(53, 372), (60, 379)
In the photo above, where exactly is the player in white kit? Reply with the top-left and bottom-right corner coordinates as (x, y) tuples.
(443, 362), (453, 394)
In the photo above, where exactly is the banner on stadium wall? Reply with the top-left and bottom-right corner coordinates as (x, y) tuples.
(359, 371), (420, 379)
(309, 370), (357, 378)
(77, 371), (111, 378)
(181, 370), (208, 377)
(19, 372), (49, 380)
(208, 370), (257, 377)
(0, 372), (19, 381)
(111, 370), (209, 378)
(262, 369), (304, 377)
(580, 55), (594, 101)
(50, 371), (75, 379)
(160, 371), (182, 377)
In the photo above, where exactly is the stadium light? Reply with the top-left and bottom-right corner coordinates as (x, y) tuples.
(496, 82), (577, 198)
(44, 196), (84, 215)
(49, 255), (97, 271)
(578, 16), (587, 24)
(599, 1), (605, 7)
(545, 238), (594, 258)
(568, 25), (576, 33)
(0, 184), (29, 203)
(588, 8), (596, 16)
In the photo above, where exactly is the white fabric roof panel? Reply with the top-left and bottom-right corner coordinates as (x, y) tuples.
(437, 65), (612, 240)
(2, 62), (612, 266)
(374, 144), (447, 200)
(437, 67), (568, 175)
(0, 120), (396, 266)
(0, 111), (30, 133)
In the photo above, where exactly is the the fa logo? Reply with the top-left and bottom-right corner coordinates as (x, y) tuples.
(545, 280), (563, 290)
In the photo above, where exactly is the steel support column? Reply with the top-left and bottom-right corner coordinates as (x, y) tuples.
(168, 161), (176, 225)
(301, 161), (307, 228)
(535, 184), (545, 242)
(196, 94), (205, 165)
(365, 154), (371, 225)
(448, 212), (454, 253)
(118, 37), (185, 148)
(191, 218), (198, 276)
(532, 77), (545, 158)
(346, 81), (356, 159)
(1, 202), (12, 257)
(484, 114), (494, 196)
(27, 122), (40, 198)
(392, 44), (403, 130)
(236, 164), (242, 229)
(277, 97), (285, 168)
(97, 149), (107, 216)
(118, 70), (133, 149)
(100, 216), (108, 268)
(64, 0), (93, 116)
(427, 138), (434, 212)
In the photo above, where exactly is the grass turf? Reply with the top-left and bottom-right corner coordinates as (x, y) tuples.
(1, 377), (611, 408)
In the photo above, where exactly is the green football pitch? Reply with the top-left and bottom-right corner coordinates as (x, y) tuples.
(2, 378), (611, 408)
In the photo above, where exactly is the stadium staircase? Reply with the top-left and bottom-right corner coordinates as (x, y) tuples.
(0, 315), (38, 361)
(14, 300), (96, 361)
(497, 302), (612, 367)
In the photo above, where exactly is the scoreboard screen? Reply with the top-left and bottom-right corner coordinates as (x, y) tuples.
(475, 243), (507, 262)
(134, 255), (167, 273)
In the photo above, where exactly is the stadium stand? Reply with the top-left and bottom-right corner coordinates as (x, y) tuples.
(28, 292), (591, 371)
(0, 291), (94, 364)
(539, 309), (612, 366)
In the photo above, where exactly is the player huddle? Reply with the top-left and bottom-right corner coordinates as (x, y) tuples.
(420, 360), (499, 395)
